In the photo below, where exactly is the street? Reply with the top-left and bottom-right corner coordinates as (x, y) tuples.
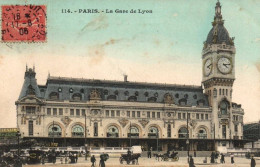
(24, 156), (260, 167)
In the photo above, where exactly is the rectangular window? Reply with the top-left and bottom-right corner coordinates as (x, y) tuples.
(182, 113), (186, 119)
(235, 125), (238, 132)
(76, 109), (80, 116)
(196, 114), (199, 119)
(167, 124), (171, 137)
(132, 111), (135, 118)
(137, 111), (140, 118)
(94, 122), (98, 136)
(116, 110), (120, 117)
(152, 112), (155, 118)
(26, 106), (36, 114)
(82, 109), (85, 116)
(157, 112), (160, 118)
(47, 108), (51, 115)
(111, 110), (115, 117)
(201, 114), (204, 120)
(188, 113), (190, 119)
(70, 109), (74, 116)
(147, 112), (150, 118)
(53, 108), (57, 115)
(127, 111), (130, 117)
(106, 110), (109, 117)
(59, 108), (63, 115)
(178, 113), (181, 119)
(28, 120), (33, 136)
(205, 114), (208, 120)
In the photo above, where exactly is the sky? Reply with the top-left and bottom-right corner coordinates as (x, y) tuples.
(0, 0), (259, 128)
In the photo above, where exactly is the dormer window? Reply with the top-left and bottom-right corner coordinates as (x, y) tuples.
(80, 89), (84, 93)
(144, 92), (149, 97)
(58, 87), (62, 92)
(49, 92), (59, 100)
(135, 91), (139, 96)
(104, 90), (108, 95)
(154, 92), (158, 97)
(175, 93), (179, 98)
(114, 90), (119, 95)
(128, 96), (137, 102)
(179, 98), (187, 106)
(197, 99), (205, 107)
(148, 97), (157, 102)
(72, 93), (82, 101)
(193, 95), (197, 99)
(124, 91), (129, 96)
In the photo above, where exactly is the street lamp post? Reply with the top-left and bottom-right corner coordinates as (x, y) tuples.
(85, 113), (87, 160)
(129, 122), (132, 147)
(186, 112), (189, 163)
(16, 131), (21, 158)
(156, 130), (159, 152)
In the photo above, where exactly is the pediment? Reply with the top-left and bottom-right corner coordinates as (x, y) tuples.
(18, 96), (44, 104)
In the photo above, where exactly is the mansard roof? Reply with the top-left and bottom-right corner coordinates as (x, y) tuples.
(35, 76), (209, 107)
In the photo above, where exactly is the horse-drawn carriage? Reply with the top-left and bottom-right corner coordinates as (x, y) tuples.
(119, 153), (141, 165)
(27, 150), (44, 164)
(154, 151), (179, 161)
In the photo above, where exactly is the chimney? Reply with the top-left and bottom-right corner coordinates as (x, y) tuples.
(124, 75), (128, 82)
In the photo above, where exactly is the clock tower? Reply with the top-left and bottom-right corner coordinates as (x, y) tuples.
(202, 1), (236, 142)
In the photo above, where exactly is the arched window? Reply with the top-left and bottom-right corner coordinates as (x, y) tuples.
(128, 96), (137, 102)
(219, 89), (221, 95)
(107, 126), (119, 138)
(222, 89), (225, 95)
(49, 92), (59, 100)
(48, 124), (62, 137)
(178, 127), (188, 138)
(226, 89), (228, 96)
(128, 126), (139, 138)
(220, 101), (228, 114)
(72, 93), (82, 101)
(148, 97), (157, 102)
(72, 125), (84, 137)
(197, 128), (207, 139)
(148, 127), (159, 138)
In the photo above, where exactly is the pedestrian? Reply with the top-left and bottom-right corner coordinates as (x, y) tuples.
(147, 148), (151, 158)
(75, 154), (78, 163)
(99, 155), (105, 167)
(231, 154), (234, 164)
(189, 155), (195, 167)
(91, 155), (96, 167)
(210, 152), (215, 163)
(251, 156), (256, 167)
(220, 154), (225, 163)
(65, 156), (68, 164)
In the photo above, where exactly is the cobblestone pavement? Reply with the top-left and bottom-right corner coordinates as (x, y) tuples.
(24, 156), (260, 167)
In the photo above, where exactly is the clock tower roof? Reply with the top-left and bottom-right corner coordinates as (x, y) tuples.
(205, 1), (234, 46)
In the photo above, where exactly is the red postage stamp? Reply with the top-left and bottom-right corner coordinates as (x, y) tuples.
(1, 5), (46, 42)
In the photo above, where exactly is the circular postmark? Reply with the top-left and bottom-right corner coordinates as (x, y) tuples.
(1, 5), (47, 42)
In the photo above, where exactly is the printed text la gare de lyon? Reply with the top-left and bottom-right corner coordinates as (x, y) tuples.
(61, 9), (152, 14)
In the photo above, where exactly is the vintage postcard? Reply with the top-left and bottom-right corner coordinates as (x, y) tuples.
(0, 0), (259, 166)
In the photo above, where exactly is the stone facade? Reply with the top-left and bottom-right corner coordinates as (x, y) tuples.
(15, 1), (244, 151)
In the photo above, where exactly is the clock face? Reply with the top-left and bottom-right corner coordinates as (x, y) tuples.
(217, 57), (232, 74)
(204, 58), (212, 76)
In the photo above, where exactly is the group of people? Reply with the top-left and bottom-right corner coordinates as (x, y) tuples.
(90, 153), (109, 167)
